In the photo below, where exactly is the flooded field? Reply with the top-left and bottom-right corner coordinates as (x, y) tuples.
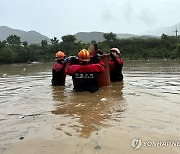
(0, 60), (180, 154)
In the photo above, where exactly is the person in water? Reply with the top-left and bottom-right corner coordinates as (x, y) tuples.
(88, 43), (103, 63)
(52, 51), (66, 86)
(66, 49), (105, 92)
(109, 48), (124, 82)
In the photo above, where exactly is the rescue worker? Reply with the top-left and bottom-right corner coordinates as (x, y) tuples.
(66, 49), (105, 92)
(109, 48), (124, 82)
(88, 43), (103, 63)
(52, 51), (66, 86)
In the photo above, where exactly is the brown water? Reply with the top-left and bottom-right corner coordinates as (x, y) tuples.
(0, 60), (180, 154)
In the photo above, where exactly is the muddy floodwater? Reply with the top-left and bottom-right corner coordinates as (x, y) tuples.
(0, 60), (180, 154)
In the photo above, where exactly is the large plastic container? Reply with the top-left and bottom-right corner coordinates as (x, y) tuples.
(97, 54), (110, 88)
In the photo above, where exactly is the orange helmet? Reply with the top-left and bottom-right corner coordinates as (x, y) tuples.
(78, 49), (90, 62)
(55, 51), (65, 60)
(110, 48), (120, 54)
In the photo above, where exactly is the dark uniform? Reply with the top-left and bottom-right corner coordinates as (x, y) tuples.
(109, 53), (123, 82)
(52, 60), (66, 86)
(90, 49), (103, 64)
(66, 60), (105, 92)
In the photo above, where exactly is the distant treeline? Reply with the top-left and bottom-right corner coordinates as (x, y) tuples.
(0, 33), (180, 64)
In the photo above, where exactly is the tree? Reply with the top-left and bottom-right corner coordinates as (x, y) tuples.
(0, 47), (17, 63)
(176, 44), (180, 57)
(41, 40), (48, 47)
(22, 41), (28, 47)
(1, 32), (180, 64)
(49, 37), (60, 55)
(59, 35), (77, 55)
(91, 40), (97, 44)
(161, 34), (168, 40)
(61, 35), (76, 44)
(6, 35), (21, 46)
(103, 32), (117, 43)
(0, 41), (6, 49)
(50, 37), (59, 45)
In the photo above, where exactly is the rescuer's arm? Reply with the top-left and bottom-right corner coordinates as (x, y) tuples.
(110, 53), (123, 67)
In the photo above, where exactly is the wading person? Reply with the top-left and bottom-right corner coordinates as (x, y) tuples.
(109, 48), (124, 82)
(52, 51), (66, 86)
(66, 49), (105, 92)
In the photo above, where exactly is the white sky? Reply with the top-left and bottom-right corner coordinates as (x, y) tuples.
(0, 0), (180, 38)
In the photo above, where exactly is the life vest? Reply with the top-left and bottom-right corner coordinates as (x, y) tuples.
(66, 60), (105, 75)
(109, 58), (123, 70)
(53, 62), (64, 72)
(66, 60), (105, 92)
(109, 58), (124, 82)
(52, 62), (66, 86)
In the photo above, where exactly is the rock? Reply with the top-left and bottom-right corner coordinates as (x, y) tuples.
(18, 115), (25, 119)
(95, 145), (101, 150)
(100, 98), (107, 102)
(75, 104), (81, 107)
(2, 74), (7, 76)
(19, 136), (24, 140)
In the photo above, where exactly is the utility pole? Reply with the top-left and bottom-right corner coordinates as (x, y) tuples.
(173, 27), (178, 45)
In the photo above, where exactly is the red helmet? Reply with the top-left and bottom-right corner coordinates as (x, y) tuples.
(55, 51), (65, 60)
(78, 49), (90, 62)
(110, 48), (120, 54)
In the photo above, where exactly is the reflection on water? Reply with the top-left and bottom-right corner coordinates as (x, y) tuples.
(51, 82), (125, 138)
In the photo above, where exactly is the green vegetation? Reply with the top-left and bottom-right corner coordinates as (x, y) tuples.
(0, 33), (180, 64)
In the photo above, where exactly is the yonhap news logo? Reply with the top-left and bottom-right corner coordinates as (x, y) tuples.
(131, 138), (142, 150)
(131, 138), (180, 150)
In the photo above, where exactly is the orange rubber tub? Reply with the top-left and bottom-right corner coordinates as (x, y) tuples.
(97, 54), (110, 88)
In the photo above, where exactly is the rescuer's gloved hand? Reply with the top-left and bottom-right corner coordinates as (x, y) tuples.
(64, 57), (70, 63)
(92, 53), (100, 63)
(98, 49), (103, 55)
(110, 52), (116, 60)
(69, 56), (78, 65)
